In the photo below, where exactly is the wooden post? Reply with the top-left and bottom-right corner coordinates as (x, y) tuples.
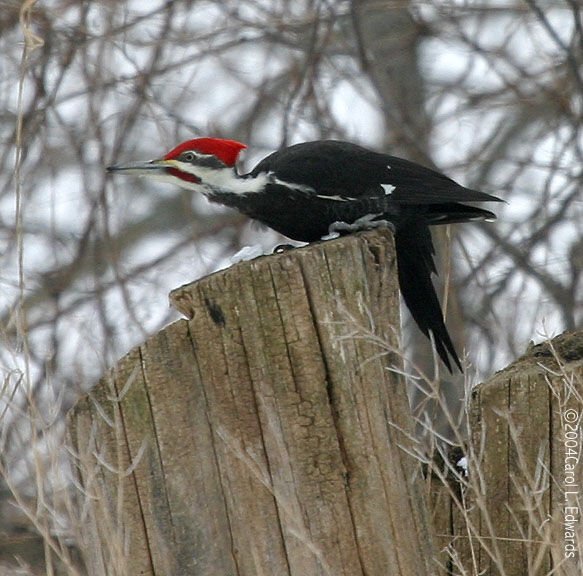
(431, 331), (583, 576)
(68, 230), (436, 576)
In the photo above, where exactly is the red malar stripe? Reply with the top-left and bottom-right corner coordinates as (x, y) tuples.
(167, 167), (199, 184)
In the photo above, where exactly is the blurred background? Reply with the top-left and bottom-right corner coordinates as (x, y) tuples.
(1, 0), (582, 572)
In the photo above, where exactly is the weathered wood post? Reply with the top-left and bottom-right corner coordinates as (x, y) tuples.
(68, 230), (436, 576)
(431, 331), (583, 576)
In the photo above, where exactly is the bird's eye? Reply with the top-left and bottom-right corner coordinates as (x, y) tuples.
(182, 152), (196, 162)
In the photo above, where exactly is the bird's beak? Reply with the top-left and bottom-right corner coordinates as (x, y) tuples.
(107, 158), (173, 176)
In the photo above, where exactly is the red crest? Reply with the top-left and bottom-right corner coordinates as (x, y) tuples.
(163, 138), (246, 167)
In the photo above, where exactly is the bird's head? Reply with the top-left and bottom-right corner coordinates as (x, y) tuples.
(107, 137), (247, 191)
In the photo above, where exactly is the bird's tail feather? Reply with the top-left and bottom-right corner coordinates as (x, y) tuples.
(395, 224), (462, 373)
(424, 203), (497, 225)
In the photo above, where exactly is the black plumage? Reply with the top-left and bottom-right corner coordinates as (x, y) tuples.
(225, 141), (500, 372)
(109, 138), (502, 372)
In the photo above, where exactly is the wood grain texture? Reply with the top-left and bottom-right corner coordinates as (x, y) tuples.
(441, 331), (583, 576)
(69, 230), (436, 576)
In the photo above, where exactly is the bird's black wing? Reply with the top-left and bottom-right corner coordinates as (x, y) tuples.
(249, 140), (502, 206)
(249, 141), (381, 199)
(248, 140), (497, 372)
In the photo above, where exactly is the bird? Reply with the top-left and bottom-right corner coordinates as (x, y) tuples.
(108, 137), (502, 372)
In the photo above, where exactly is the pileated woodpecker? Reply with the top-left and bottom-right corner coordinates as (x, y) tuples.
(108, 138), (501, 372)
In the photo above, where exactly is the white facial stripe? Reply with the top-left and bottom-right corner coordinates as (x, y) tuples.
(381, 183), (396, 196)
(170, 163), (269, 194)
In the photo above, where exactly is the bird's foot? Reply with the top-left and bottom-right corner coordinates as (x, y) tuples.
(273, 243), (296, 253)
(324, 214), (394, 239)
